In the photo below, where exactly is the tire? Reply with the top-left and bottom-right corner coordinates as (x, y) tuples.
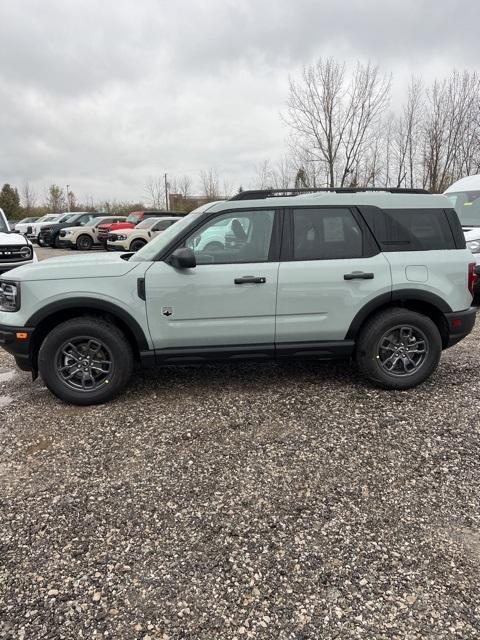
(130, 239), (146, 252)
(356, 308), (442, 390)
(76, 234), (93, 251)
(38, 316), (134, 405)
(37, 235), (45, 247)
(204, 241), (224, 252)
(53, 234), (62, 248)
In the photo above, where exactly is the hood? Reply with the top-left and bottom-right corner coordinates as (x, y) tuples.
(0, 231), (29, 245)
(4, 251), (143, 281)
(101, 222), (135, 231)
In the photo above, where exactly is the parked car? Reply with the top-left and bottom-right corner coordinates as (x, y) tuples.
(106, 216), (182, 252)
(15, 214), (61, 237)
(96, 210), (171, 246)
(57, 216), (127, 250)
(0, 188), (475, 405)
(37, 212), (106, 248)
(28, 213), (75, 243)
(10, 216), (39, 232)
(0, 207), (37, 274)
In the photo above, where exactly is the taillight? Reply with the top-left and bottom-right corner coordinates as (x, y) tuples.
(468, 261), (476, 296)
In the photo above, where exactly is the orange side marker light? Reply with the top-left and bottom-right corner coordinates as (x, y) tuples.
(16, 332), (28, 340)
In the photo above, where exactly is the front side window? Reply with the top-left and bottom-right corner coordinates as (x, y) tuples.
(152, 220), (174, 232)
(292, 208), (364, 260)
(78, 214), (94, 226)
(185, 210), (275, 264)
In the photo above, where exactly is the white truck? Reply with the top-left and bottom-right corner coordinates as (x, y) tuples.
(0, 207), (37, 275)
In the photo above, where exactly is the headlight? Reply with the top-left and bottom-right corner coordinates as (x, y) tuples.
(19, 245), (32, 260)
(0, 281), (20, 312)
(117, 234), (127, 241)
(467, 240), (480, 254)
(62, 230), (72, 236)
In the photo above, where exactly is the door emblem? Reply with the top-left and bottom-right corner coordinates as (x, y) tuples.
(162, 306), (173, 317)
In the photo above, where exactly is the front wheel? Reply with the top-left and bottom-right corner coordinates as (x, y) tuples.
(76, 234), (93, 251)
(356, 308), (442, 390)
(38, 317), (134, 404)
(129, 239), (146, 252)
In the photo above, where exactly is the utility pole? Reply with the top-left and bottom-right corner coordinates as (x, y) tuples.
(66, 184), (70, 212)
(164, 173), (169, 211)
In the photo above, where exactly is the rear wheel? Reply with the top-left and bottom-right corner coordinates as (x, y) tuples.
(77, 234), (93, 251)
(38, 317), (134, 405)
(130, 239), (146, 252)
(356, 308), (442, 390)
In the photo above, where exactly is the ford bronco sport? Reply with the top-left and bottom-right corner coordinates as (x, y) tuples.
(0, 188), (475, 405)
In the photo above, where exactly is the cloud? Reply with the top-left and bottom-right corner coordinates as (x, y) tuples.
(0, 0), (478, 203)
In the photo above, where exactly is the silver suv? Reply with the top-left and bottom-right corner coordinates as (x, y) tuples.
(0, 188), (475, 404)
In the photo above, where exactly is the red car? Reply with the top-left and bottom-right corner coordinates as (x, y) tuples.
(97, 211), (169, 246)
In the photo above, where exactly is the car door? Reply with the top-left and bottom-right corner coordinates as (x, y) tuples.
(144, 208), (281, 360)
(275, 206), (392, 351)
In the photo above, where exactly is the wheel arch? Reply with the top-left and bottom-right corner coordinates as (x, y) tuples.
(346, 290), (451, 348)
(27, 298), (149, 370)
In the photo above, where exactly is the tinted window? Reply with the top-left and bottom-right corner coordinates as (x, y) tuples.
(185, 210), (275, 264)
(293, 208), (364, 260)
(152, 220), (173, 231)
(380, 209), (455, 251)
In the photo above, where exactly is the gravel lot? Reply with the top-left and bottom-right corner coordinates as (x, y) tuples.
(1, 249), (480, 638)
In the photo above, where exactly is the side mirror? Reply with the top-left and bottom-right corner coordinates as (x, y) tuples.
(169, 247), (196, 269)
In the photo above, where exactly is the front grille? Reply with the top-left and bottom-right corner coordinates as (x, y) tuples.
(0, 245), (32, 263)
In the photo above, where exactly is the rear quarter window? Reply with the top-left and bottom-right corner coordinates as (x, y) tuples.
(364, 208), (457, 251)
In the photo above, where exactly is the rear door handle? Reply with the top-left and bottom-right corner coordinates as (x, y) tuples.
(234, 276), (266, 284)
(344, 272), (374, 280)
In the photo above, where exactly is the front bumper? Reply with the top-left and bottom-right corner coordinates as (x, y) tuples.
(0, 324), (33, 371)
(106, 241), (128, 251)
(56, 238), (75, 248)
(445, 307), (476, 348)
(0, 260), (34, 274)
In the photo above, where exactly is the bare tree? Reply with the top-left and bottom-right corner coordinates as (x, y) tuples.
(145, 176), (166, 209)
(285, 58), (390, 187)
(200, 168), (220, 199)
(177, 175), (192, 199)
(423, 70), (480, 192)
(22, 181), (37, 213)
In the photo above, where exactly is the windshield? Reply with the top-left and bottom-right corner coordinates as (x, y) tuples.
(126, 212), (142, 223)
(136, 218), (161, 229)
(132, 204), (214, 261)
(446, 191), (480, 226)
(0, 216), (8, 232)
(58, 214), (76, 223)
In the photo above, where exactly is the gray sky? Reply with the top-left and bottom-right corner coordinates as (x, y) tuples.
(0, 0), (478, 203)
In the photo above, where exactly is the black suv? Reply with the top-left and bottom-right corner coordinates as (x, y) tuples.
(38, 212), (105, 248)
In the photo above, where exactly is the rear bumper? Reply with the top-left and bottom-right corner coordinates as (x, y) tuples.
(444, 307), (476, 348)
(0, 324), (33, 371)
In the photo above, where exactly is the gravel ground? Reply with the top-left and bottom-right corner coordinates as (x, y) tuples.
(0, 256), (479, 638)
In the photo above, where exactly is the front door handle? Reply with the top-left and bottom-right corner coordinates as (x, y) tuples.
(234, 276), (266, 284)
(344, 272), (374, 280)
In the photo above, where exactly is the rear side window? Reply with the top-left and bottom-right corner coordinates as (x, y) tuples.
(364, 209), (456, 251)
(292, 208), (364, 260)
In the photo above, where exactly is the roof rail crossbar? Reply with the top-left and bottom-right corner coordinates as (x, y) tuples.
(230, 187), (430, 201)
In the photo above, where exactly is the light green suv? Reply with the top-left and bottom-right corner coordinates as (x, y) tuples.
(0, 188), (476, 405)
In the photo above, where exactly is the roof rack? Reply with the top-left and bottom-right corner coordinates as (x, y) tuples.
(230, 187), (430, 201)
